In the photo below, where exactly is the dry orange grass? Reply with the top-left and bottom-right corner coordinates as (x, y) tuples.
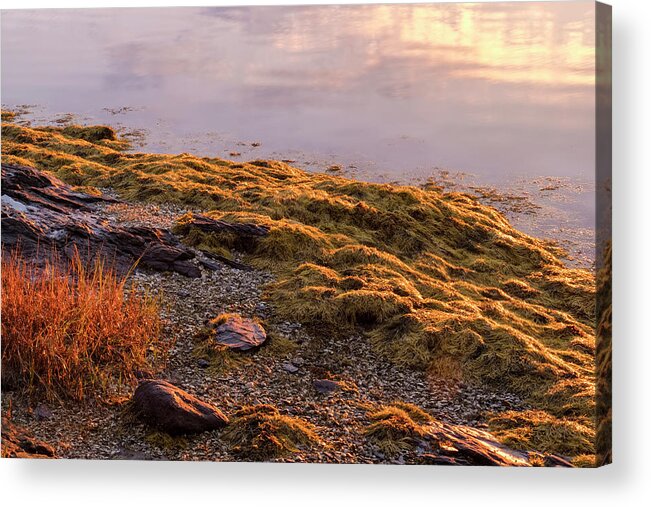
(1, 250), (165, 401)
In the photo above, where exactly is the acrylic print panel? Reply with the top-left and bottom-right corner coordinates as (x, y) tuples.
(0, 1), (611, 467)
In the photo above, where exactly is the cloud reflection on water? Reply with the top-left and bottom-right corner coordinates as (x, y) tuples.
(1, 2), (596, 224)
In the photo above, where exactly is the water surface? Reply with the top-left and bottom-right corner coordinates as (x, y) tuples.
(1, 3), (597, 265)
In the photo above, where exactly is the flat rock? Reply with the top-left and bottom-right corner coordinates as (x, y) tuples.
(198, 257), (221, 271)
(313, 379), (342, 394)
(181, 213), (270, 238)
(1, 417), (56, 459)
(213, 315), (267, 351)
(283, 362), (299, 374)
(131, 379), (229, 435)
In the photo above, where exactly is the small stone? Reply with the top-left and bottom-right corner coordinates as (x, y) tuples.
(292, 357), (305, 366)
(313, 379), (341, 394)
(283, 362), (299, 374)
(197, 358), (210, 369)
(34, 403), (53, 421)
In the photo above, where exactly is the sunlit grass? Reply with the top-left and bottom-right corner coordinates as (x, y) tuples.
(222, 404), (323, 460)
(364, 404), (430, 456)
(1, 249), (166, 401)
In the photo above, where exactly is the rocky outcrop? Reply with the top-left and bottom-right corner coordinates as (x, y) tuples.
(1, 417), (56, 459)
(418, 421), (573, 467)
(1, 163), (200, 277)
(209, 314), (268, 351)
(130, 380), (229, 435)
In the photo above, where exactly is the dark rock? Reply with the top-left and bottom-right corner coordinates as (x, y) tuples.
(313, 379), (341, 394)
(200, 250), (254, 271)
(1, 417), (56, 458)
(198, 257), (221, 271)
(213, 315), (267, 351)
(197, 358), (211, 369)
(1, 163), (200, 278)
(182, 213), (269, 237)
(420, 454), (461, 466)
(542, 454), (575, 467)
(131, 379), (229, 435)
(176, 212), (269, 254)
(283, 362), (299, 374)
(140, 243), (200, 278)
(34, 403), (53, 421)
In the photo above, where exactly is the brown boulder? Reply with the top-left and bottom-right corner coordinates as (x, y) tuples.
(213, 315), (267, 351)
(131, 380), (229, 435)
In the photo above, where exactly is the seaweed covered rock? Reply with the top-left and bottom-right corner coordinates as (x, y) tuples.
(131, 380), (229, 435)
(1, 416), (56, 459)
(1, 163), (200, 277)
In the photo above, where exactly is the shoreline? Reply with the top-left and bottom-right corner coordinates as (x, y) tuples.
(1, 115), (597, 465)
(2, 105), (596, 269)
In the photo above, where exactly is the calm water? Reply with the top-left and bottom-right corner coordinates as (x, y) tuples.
(1, 3), (597, 265)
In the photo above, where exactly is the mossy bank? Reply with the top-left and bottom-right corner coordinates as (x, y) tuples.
(1, 117), (597, 464)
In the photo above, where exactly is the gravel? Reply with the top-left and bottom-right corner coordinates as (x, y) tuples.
(2, 198), (526, 464)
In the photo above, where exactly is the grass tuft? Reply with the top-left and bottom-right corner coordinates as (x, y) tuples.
(222, 404), (322, 460)
(364, 404), (430, 456)
(193, 340), (251, 374)
(487, 410), (595, 456)
(144, 431), (188, 450)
